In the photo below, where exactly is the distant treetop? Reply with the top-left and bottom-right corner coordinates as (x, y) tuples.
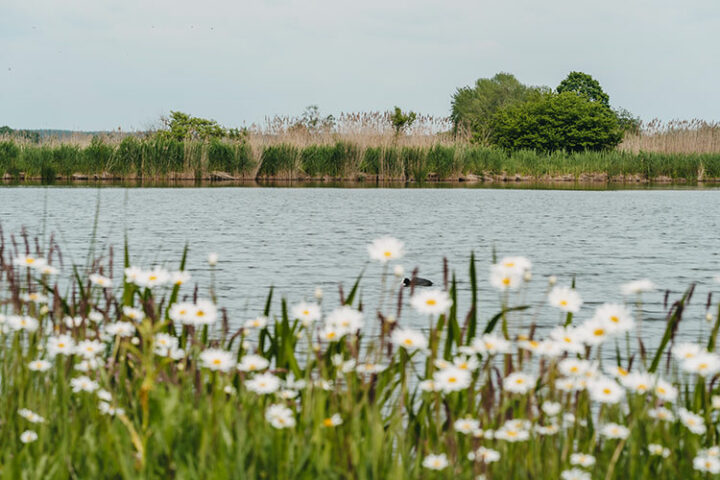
(556, 71), (610, 107)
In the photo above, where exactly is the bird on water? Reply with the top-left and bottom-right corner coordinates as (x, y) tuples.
(402, 277), (433, 287)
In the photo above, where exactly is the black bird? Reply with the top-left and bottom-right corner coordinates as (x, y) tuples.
(403, 277), (433, 287)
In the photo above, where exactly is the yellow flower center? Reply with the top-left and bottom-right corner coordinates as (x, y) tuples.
(448, 376), (457, 383)
(197, 310), (205, 317)
(323, 418), (334, 427)
(149, 275), (157, 281)
(426, 299), (437, 306)
(507, 430), (518, 437)
(560, 300), (568, 306)
(502, 277), (511, 286)
(657, 387), (666, 394)
(564, 336), (572, 343)
(617, 367), (628, 376)
(58, 343), (65, 348)
(515, 378), (524, 384)
(504, 262), (515, 267)
(570, 366), (578, 373)
(327, 332), (336, 339)
(179, 309), (187, 315)
(27, 258), (35, 264)
(610, 315), (619, 323)
(700, 363), (709, 370)
(303, 310), (309, 315)
(529, 340), (539, 348)
(593, 328), (605, 337)
(212, 359), (221, 365)
(403, 338), (413, 345)
(603, 388), (612, 395)
(637, 384), (647, 391)
(383, 251), (392, 257)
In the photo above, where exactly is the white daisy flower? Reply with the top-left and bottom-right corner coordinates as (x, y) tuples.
(558, 358), (594, 377)
(64, 316), (83, 328)
(47, 334), (76, 357)
(503, 372), (536, 394)
(199, 349), (235, 372)
(549, 326), (587, 354)
(672, 342), (703, 361)
(245, 372), (281, 394)
(28, 359), (52, 372)
(169, 302), (196, 324)
(588, 378), (624, 404)
(105, 321), (135, 338)
(19, 430), (38, 443)
(570, 453), (596, 467)
(38, 264), (59, 275)
(434, 366), (471, 393)
(410, 289), (453, 316)
(694, 455), (720, 474)
(469, 446), (501, 463)
(122, 306), (145, 322)
(325, 306), (364, 335)
(621, 279), (656, 295)
(8, 315), (39, 332)
(648, 407), (675, 422)
(291, 301), (321, 326)
(391, 328), (428, 352)
(21, 292), (48, 304)
(454, 418), (480, 434)
(679, 408), (706, 434)
(421, 453), (448, 470)
(265, 404), (295, 429)
(89, 274), (113, 288)
(561, 468), (591, 480)
(593, 303), (634, 333)
(620, 371), (656, 395)
(682, 352), (720, 377)
(653, 378), (678, 402)
(18, 409), (45, 423)
(244, 316), (269, 329)
(648, 444), (670, 457)
(170, 270), (191, 286)
(75, 339), (104, 359)
(548, 286), (582, 313)
(13, 255), (46, 269)
(70, 375), (100, 393)
(237, 354), (270, 372)
(489, 263), (524, 290)
(136, 267), (170, 288)
(579, 317), (612, 346)
(191, 299), (218, 325)
(355, 362), (387, 374)
(542, 401), (561, 416)
(367, 236), (405, 263)
(599, 423), (630, 439)
(472, 334), (512, 355)
(154, 333), (178, 355)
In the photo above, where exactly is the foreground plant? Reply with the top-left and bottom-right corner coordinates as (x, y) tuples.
(1, 229), (719, 479)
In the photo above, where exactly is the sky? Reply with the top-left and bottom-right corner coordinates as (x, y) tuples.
(1, 0), (719, 131)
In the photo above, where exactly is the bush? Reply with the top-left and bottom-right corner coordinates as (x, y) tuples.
(257, 144), (299, 177)
(492, 92), (623, 152)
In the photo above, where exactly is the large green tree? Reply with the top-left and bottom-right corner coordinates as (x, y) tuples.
(451, 73), (534, 144)
(157, 111), (226, 141)
(556, 71), (610, 107)
(491, 91), (623, 152)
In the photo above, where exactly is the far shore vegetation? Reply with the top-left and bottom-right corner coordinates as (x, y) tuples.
(2, 72), (720, 184)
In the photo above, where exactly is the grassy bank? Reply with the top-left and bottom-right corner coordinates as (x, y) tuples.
(3, 138), (720, 183)
(1, 230), (720, 478)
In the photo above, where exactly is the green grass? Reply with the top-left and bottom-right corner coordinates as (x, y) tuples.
(2, 138), (720, 182)
(2, 230), (720, 478)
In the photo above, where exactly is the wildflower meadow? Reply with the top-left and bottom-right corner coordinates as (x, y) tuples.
(1, 231), (720, 479)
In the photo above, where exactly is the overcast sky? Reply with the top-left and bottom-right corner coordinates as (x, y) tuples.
(1, 0), (719, 131)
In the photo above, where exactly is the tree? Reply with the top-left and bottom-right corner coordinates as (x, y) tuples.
(451, 73), (534, 144)
(557, 72), (610, 107)
(290, 105), (335, 135)
(389, 107), (416, 136)
(157, 111), (226, 141)
(491, 91), (623, 152)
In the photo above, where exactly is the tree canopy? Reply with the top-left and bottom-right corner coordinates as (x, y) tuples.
(157, 111), (226, 141)
(556, 71), (610, 107)
(492, 91), (623, 152)
(451, 73), (534, 144)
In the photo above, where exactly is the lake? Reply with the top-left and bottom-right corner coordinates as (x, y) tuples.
(1, 185), (718, 349)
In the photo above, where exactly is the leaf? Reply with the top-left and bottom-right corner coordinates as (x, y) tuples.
(483, 305), (530, 334)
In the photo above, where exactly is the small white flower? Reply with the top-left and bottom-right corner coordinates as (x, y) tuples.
(170, 270), (191, 286)
(28, 359), (52, 372)
(472, 334), (512, 355)
(47, 334), (76, 357)
(14, 255), (46, 269)
(291, 301), (321, 326)
(355, 362), (387, 374)
(89, 273), (113, 288)
(314, 287), (323, 299)
(20, 430), (38, 443)
(649, 444), (670, 457)
(88, 311), (104, 323)
(410, 289), (452, 315)
(653, 378), (678, 402)
(648, 407), (675, 422)
(246, 372), (281, 394)
(325, 306), (364, 335)
(549, 326), (587, 354)
(593, 303), (634, 333)
(470, 447), (500, 463)
(561, 468), (591, 480)
(237, 354), (270, 372)
(542, 401), (561, 416)
(600, 423), (630, 439)
(135, 267), (170, 288)
(679, 408), (706, 434)
(75, 340), (104, 359)
(38, 264), (59, 275)
(199, 349), (235, 372)
(367, 236), (404, 263)
(393, 265), (404, 277)
(682, 352), (720, 377)
(422, 453), (448, 470)
(208, 253), (219, 266)
(503, 372), (536, 394)
(265, 404), (295, 429)
(18, 409), (45, 423)
(8, 315), (39, 332)
(21, 292), (48, 304)
(105, 321), (135, 338)
(489, 263), (523, 290)
(548, 286), (582, 313)
(244, 316), (268, 329)
(434, 366), (471, 393)
(169, 302), (196, 324)
(122, 306), (145, 322)
(191, 299), (218, 325)
(454, 418), (480, 434)
(588, 378), (624, 404)
(672, 342), (703, 361)
(570, 453), (596, 467)
(70, 375), (100, 393)
(621, 279), (656, 295)
(712, 395), (720, 410)
(391, 328), (428, 352)
(694, 455), (720, 474)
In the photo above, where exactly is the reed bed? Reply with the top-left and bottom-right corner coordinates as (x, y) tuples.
(1, 229), (720, 479)
(3, 115), (720, 182)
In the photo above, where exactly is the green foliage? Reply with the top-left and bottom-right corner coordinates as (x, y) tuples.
(451, 73), (534, 144)
(112, 137), (144, 176)
(157, 111), (226, 142)
(389, 107), (417, 136)
(291, 105), (336, 135)
(426, 145), (458, 178)
(492, 92), (623, 152)
(257, 144), (299, 177)
(556, 71), (610, 107)
(615, 108), (642, 135)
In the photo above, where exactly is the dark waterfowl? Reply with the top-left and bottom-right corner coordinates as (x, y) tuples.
(403, 277), (433, 287)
